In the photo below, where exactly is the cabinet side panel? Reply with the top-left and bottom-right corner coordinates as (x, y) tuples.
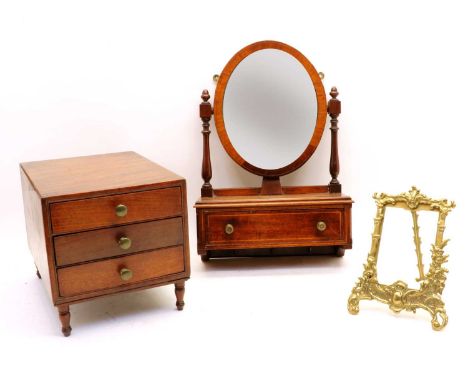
(180, 179), (191, 276)
(20, 168), (53, 301)
(196, 208), (207, 255)
(346, 203), (353, 248)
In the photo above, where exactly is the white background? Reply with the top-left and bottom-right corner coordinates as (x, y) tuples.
(1, 1), (466, 381)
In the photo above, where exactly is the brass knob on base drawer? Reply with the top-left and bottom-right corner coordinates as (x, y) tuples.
(317, 221), (327, 232)
(115, 204), (128, 217)
(120, 268), (133, 281)
(118, 236), (132, 250)
(225, 223), (234, 235)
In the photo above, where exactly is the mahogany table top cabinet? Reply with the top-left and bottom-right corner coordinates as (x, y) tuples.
(20, 151), (190, 336)
(195, 40), (352, 261)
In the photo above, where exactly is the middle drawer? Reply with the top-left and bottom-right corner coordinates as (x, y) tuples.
(54, 217), (183, 267)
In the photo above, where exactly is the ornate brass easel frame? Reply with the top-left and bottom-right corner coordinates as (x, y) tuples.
(348, 187), (455, 330)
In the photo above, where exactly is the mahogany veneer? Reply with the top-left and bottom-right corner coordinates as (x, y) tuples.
(196, 188), (352, 259)
(21, 151), (190, 336)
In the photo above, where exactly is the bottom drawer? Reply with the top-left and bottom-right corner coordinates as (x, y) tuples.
(58, 246), (184, 297)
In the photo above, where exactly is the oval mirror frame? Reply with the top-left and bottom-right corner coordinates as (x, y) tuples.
(214, 40), (327, 178)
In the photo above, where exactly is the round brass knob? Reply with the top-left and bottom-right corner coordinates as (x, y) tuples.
(118, 236), (132, 250)
(115, 204), (128, 217)
(317, 221), (327, 232)
(120, 268), (133, 281)
(225, 223), (234, 235)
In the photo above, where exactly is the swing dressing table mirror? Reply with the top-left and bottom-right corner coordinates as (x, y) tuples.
(195, 41), (352, 261)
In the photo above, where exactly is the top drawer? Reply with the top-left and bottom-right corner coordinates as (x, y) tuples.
(50, 187), (182, 234)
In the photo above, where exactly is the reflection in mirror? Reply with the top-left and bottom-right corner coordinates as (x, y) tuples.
(223, 49), (318, 170)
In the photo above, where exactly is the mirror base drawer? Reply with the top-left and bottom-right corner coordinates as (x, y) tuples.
(205, 209), (345, 247)
(196, 191), (352, 258)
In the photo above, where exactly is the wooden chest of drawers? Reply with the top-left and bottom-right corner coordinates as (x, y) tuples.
(195, 188), (352, 259)
(20, 151), (190, 336)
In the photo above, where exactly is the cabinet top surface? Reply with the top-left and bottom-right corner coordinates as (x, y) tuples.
(20, 151), (183, 198)
(195, 192), (352, 208)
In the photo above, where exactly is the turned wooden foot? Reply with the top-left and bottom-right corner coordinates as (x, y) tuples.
(58, 305), (72, 337)
(174, 281), (185, 311)
(335, 247), (345, 257)
(200, 254), (210, 262)
(35, 267), (41, 279)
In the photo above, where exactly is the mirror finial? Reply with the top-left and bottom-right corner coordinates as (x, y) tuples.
(201, 89), (211, 102)
(330, 86), (339, 99)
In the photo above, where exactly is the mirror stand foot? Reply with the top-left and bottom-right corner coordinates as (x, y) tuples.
(335, 247), (345, 257)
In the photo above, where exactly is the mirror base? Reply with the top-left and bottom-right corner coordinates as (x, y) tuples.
(328, 182), (342, 193)
(195, 187), (353, 261)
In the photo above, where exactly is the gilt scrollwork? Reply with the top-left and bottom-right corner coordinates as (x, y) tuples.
(348, 187), (455, 331)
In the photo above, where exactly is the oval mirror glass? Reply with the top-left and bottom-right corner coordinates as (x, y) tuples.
(214, 41), (326, 177)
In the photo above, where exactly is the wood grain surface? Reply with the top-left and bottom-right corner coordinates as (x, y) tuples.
(20, 169), (54, 299)
(57, 246), (185, 297)
(206, 209), (343, 246)
(50, 187), (182, 234)
(20, 151), (182, 199)
(195, 191), (352, 256)
(196, 190), (352, 208)
(54, 217), (183, 266)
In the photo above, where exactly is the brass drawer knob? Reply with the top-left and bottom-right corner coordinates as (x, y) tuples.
(115, 204), (128, 217)
(118, 236), (132, 250)
(225, 223), (234, 235)
(120, 268), (133, 281)
(317, 221), (327, 232)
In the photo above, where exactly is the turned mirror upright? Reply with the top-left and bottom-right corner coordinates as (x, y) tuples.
(195, 41), (352, 261)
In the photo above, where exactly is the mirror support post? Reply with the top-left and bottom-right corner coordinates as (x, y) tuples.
(200, 90), (214, 197)
(328, 87), (342, 193)
(260, 176), (283, 195)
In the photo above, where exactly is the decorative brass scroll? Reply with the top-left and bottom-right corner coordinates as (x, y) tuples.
(347, 187), (455, 330)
